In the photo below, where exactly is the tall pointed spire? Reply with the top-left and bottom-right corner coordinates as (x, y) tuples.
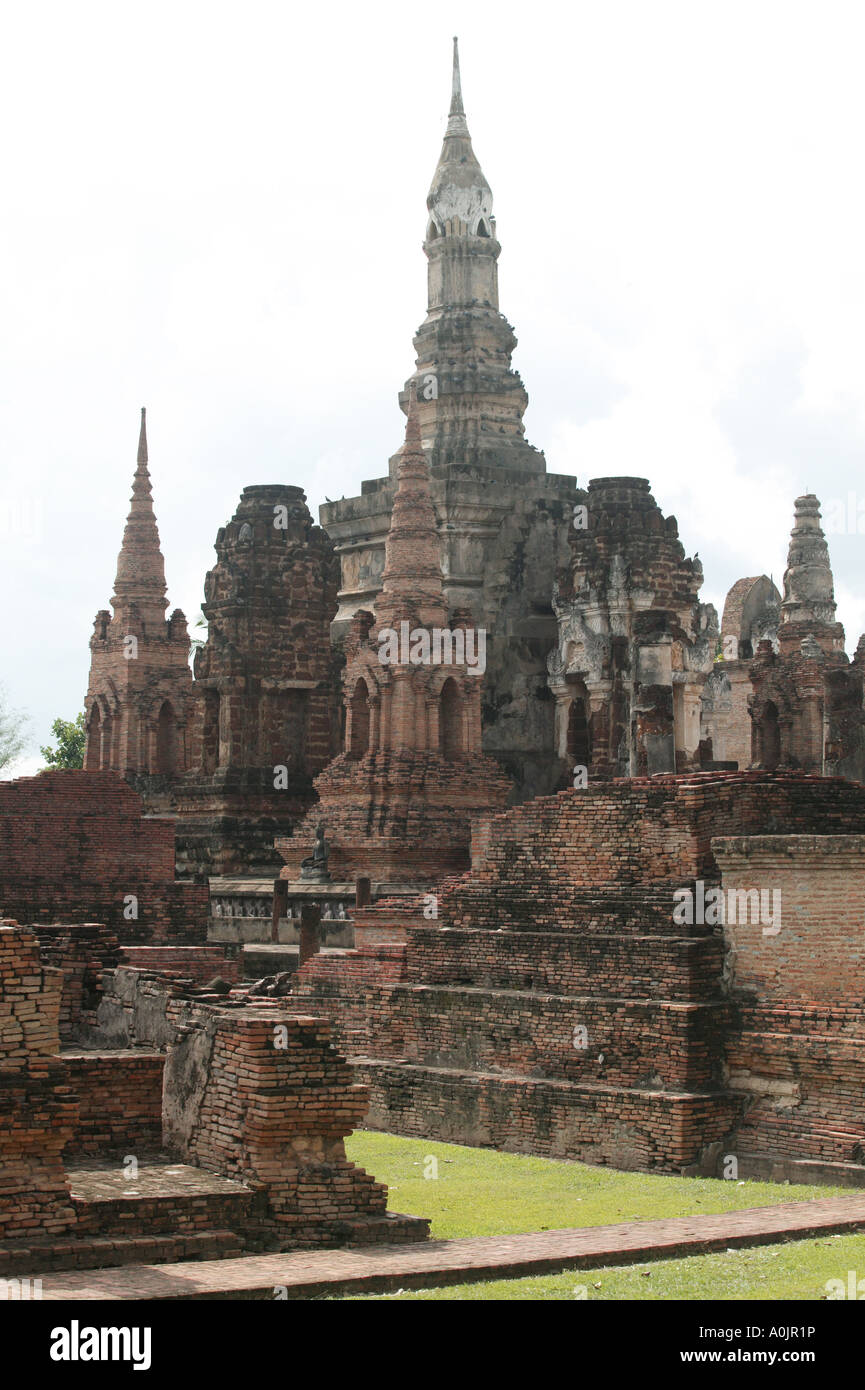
(400, 38), (543, 475)
(449, 36), (465, 124)
(427, 37), (492, 236)
(137, 404), (148, 465)
(112, 406), (169, 619)
(377, 389), (447, 628)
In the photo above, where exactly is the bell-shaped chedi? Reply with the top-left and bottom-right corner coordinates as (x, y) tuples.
(84, 409), (194, 787)
(749, 494), (864, 779)
(278, 395), (511, 886)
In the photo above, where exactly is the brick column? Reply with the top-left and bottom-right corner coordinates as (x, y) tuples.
(299, 904), (322, 967)
(0, 922), (78, 1240)
(271, 878), (288, 944)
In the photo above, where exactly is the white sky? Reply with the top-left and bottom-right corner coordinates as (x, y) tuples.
(2, 0), (864, 774)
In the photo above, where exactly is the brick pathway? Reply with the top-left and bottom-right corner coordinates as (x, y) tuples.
(38, 1194), (865, 1299)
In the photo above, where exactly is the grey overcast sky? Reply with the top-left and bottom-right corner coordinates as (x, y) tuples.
(2, 0), (864, 773)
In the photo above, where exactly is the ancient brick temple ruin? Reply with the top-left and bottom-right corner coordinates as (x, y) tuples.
(289, 772), (865, 1184)
(749, 494), (865, 781)
(0, 779), (427, 1271)
(5, 39), (861, 1275)
(172, 484), (341, 876)
(0, 920), (427, 1273)
(700, 576), (781, 771)
(85, 409), (194, 789)
(276, 396), (511, 887)
(321, 40), (579, 805)
(547, 476), (718, 779)
(80, 40), (863, 890)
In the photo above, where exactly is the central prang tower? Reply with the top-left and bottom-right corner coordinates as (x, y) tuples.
(321, 39), (581, 803)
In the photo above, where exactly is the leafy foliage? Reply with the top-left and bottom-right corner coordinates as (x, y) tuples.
(40, 712), (86, 770)
(0, 687), (30, 773)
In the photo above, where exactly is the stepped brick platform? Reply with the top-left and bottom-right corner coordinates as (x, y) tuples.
(289, 773), (865, 1177)
(36, 1193), (865, 1299)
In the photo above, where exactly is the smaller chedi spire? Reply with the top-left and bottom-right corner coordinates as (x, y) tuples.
(112, 406), (168, 619)
(377, 389), (448, 629)
(780, 494), (837, 628)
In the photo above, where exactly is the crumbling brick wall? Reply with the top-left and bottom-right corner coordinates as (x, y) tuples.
(31, 923), (120, 1043)
(0, 771), (208, 942)
(161, 1005), (397, 1245)
(0, 922), (78, 1239)
(85, 967), (428, 1246)
(119, 946), (240, 986)
(713, 834), (865, 1177)
(62, 1051), (164, 1158)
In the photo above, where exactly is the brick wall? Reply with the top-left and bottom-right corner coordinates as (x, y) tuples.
(32, 923), (120, 1043)
(0, 771), (208, 943)
(715, 834), (865, 1176)
(0, 922), (78, 1239)
(62, 1052), (164, 1157)
(289, 772), (865, 1175)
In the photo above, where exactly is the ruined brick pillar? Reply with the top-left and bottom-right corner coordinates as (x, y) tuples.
(0, 922), (78, 1239)
(298, 904), (321, 967)
(162, 1003), (427, 1246)
(271, 879), (288, 944)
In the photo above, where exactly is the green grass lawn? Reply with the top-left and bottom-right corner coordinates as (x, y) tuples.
(345, 1236), (865, 1301)
(342, 1130), (863, 1301)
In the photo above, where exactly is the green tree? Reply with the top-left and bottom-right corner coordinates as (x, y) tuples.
(40, 712), (86, 770)
(0, 686), (30, 774)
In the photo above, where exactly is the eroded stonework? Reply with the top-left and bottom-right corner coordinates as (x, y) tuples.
(172, 485), (341, 875)
(321, 40), (580, 803)
(277, 398), (510, 886)
(748, 495), (864, 779)
(85, 410), (194, 789)
(548, 477), (718, 779)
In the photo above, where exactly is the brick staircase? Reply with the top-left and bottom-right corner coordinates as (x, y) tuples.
(0, 1159), (255, 1275)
